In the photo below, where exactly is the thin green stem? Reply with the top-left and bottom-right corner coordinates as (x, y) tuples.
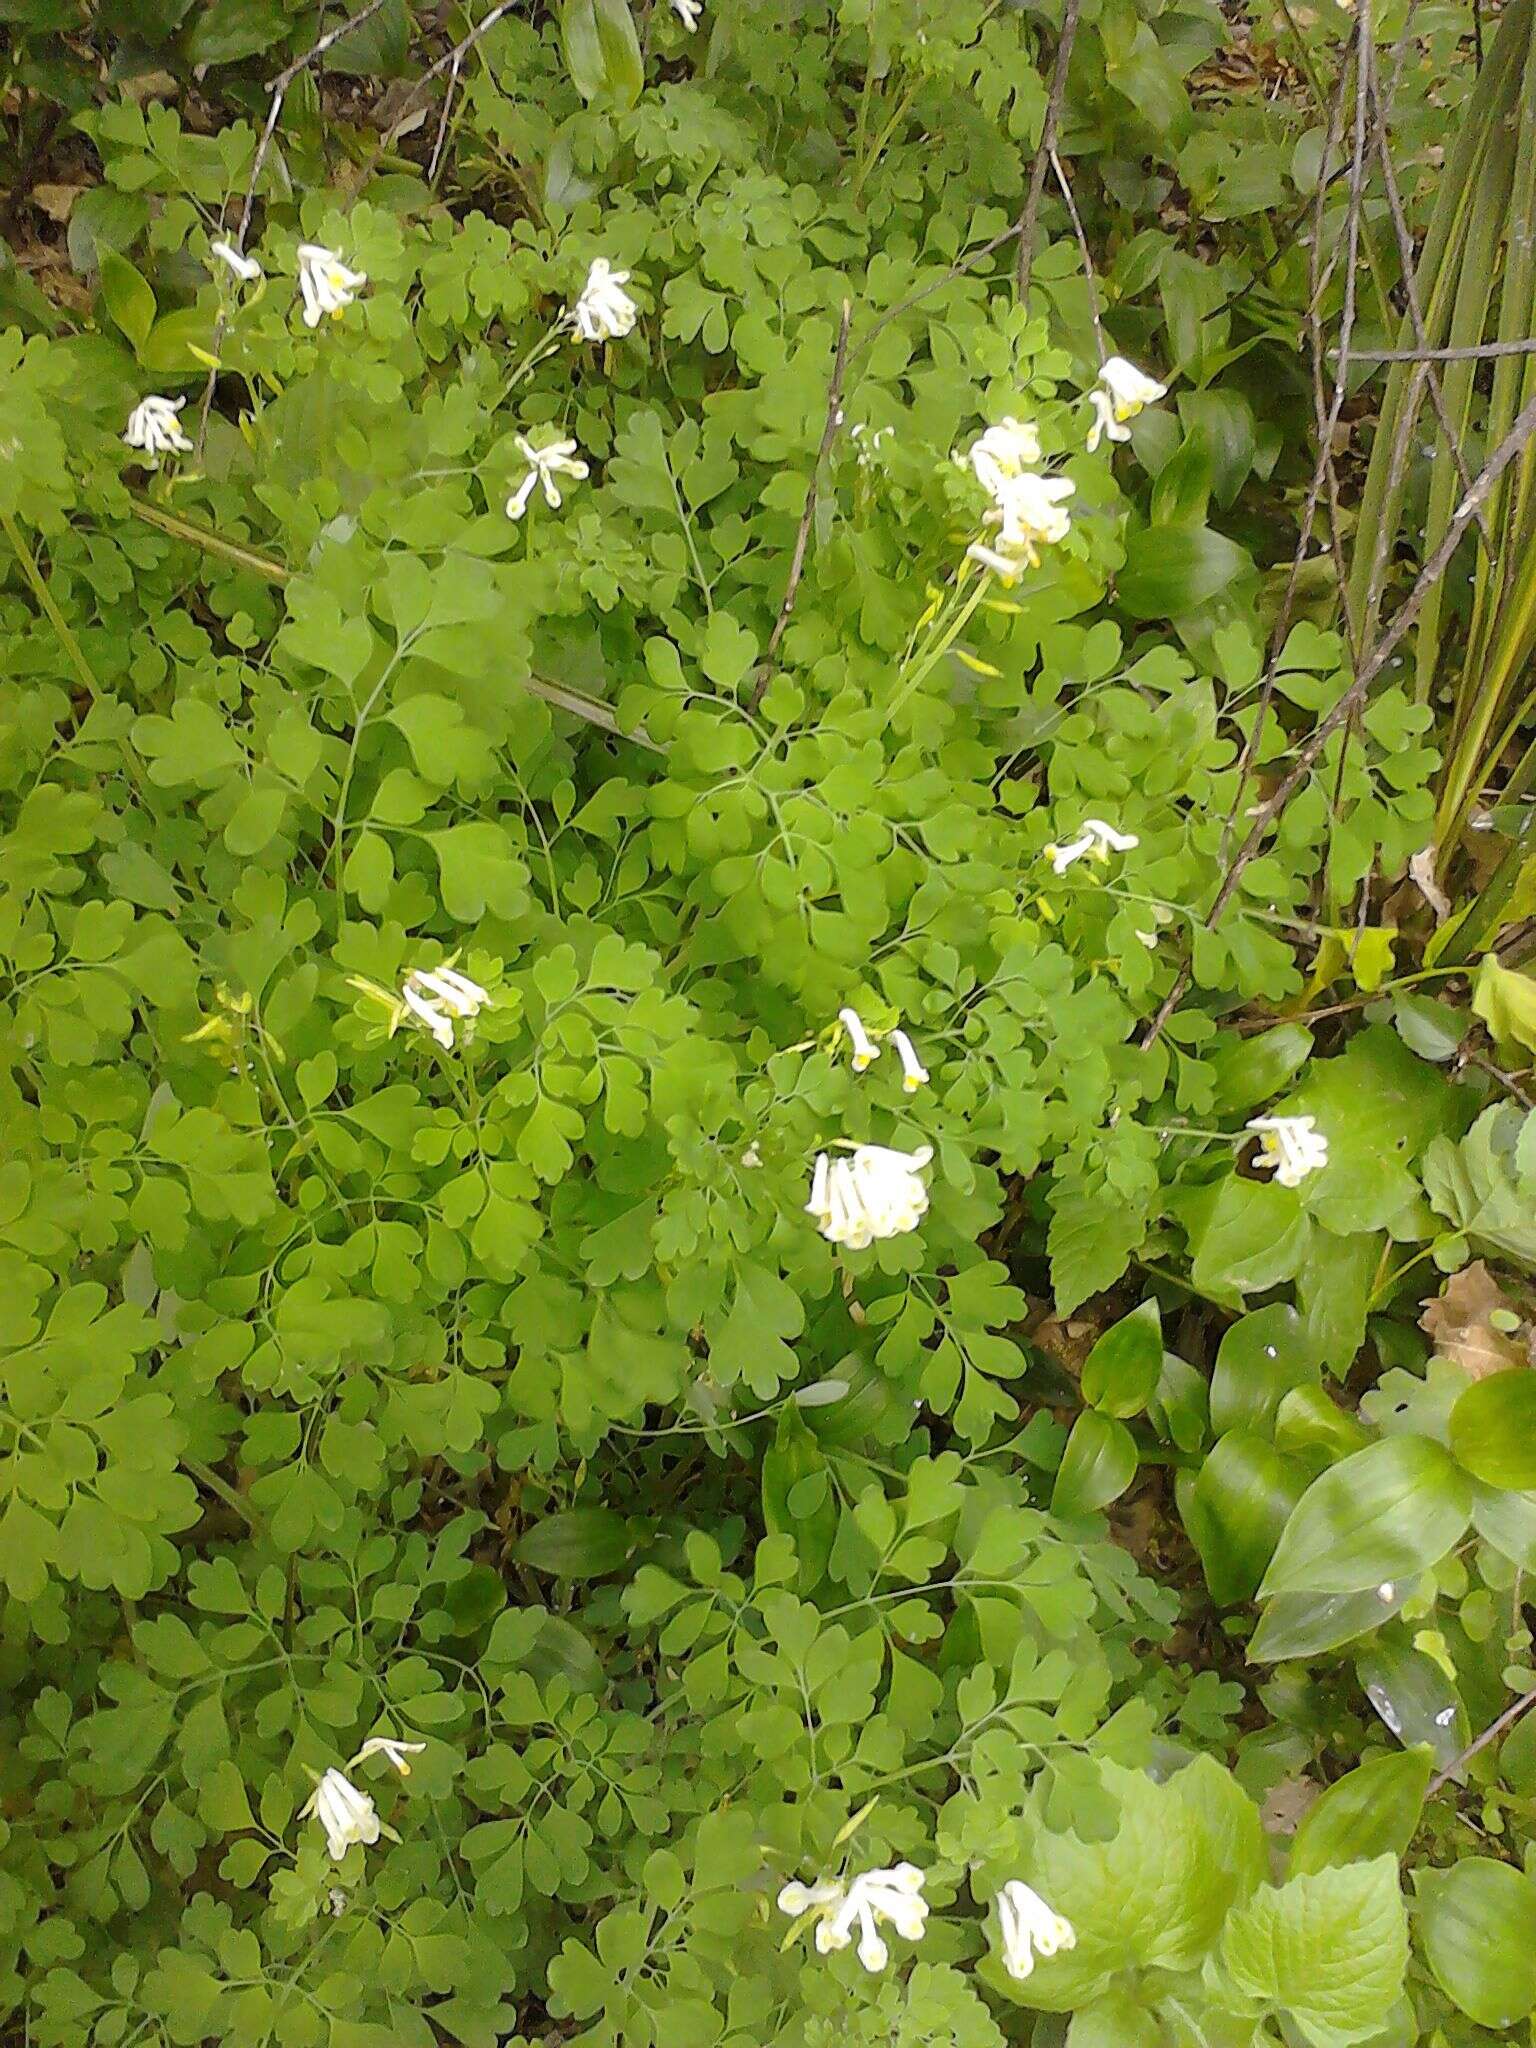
(1, 507), (150, 794)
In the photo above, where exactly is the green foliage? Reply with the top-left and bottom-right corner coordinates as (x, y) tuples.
(1, 2), (1531, 2045)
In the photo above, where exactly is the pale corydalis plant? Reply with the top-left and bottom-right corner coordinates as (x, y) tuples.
(123, 396), (193, 464)
(995, 1881), (1075, 1981)
(1086, 356), (1167, 452)
(1045, 819), (1139, 874)
(506, 435), (589, 519)
(1246, 1114), (1328, 1187)
(568, 258), (638, 343)
(835, 1007), (928, 1090)
(296, 243), (367, 326)
(805, 1145), (933, 1249)
(209, 239), (262, 283)
(778, 1864), (928, 1972)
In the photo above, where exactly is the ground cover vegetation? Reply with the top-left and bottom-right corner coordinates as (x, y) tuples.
(5, 0), (1536, 2042)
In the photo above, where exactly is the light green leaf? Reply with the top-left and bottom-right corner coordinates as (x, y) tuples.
(1182, 1431), (1308, 1606)
(1288, 1750), (1431, 1876)
(1050, 1410), (1138, 1518)
(1016, 1758), (1263, 2010)
(99, 250), (156, 350)
(1415, 1859), (1536, 2029)
(1449, 1369), (1536, 1489)
(1213, 1857), (1409, 2047)
(1081, 1299), (1162, 1418)
(1258, 1437), (1471, 1599)
(514, 1508), (635, 1577)
(1209, 1305), (1317, 1435)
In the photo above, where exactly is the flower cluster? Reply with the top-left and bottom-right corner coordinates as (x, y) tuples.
(1045, 818), (1140, 874)
(567, 257), (638, 343)
(779, 1864), (929, 1973)
(805, 1144), (932, 1249)
(837, 1007), (928, 1091)
(123, 395), (192, 465)
(346, 960), (492, 1052)
(507, 435), (590, 520)
(1086, 355), (1168, 453)
(996, 1880), (1077, 1980)
(399, 965), (490, 1050)
(300, 1736), (425, 1862)
(960, 356), (1166, 582)
(1246, 1114), (1329, 1187)
(780, 1863), (1076, 1984)
(296, 242), (367, 326)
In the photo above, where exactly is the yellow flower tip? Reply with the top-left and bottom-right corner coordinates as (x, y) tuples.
(902, 1076), (921, 1095)
(851, 1052), (874, 1072)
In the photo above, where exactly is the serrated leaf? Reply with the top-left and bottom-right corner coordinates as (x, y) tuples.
(1213, 1857), (1408, 2047)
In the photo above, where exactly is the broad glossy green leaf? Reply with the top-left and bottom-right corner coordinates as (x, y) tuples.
(99, 251), (155, 351)
(1415, 1860), (1536, 2029)
(1205, 1023), (1314, 1115)
(1081, 1299), (1162, 1418)
(1471, 1482), (1536, 1569)
(1182, 1430), (1309, 1606)
(1118, 522), (1252, 618)
(561, 0), (642, 105)
(1180, 1176), (1312, 1302)
(1258, 1437), (1472, 1599)
(514, 1508), (634, 1577)
(1356, 1640), (1465, 1769)
(1449, 1369), (1536, 1489)
(1210, 1304), (1318, 1435)
(1249, 1583), (1416, 1663)
(1289, 1749), (1431, 1875)
(1050, 1410), (1138, 1518)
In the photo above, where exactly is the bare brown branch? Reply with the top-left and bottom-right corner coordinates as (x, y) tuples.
(1015, 0), (1082, 303)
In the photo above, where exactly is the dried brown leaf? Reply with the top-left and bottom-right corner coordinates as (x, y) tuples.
(1420, 1260), (1528, 1381)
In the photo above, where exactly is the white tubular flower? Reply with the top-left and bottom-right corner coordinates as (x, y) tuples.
(506, 434), (590, 519)
(996, 1880), (1076, 1982)
(837, 1006), (881, 1073)
(296, 243), (367, 327)
(400, 965), (490, 1051)
(350, 1736), (426, 1777)
(969, 472), (1075, 581)
(569, 258), (638, 343)
(1086, 355), (1167, 451)
(968, 416), (1042, 495)
(1046, 818), (1140, 874)
(301, 1768), (381, 1863)
(672, 0), (702, 24)
(123, 395), (193, 464)
(209, 238), (262, 283)
(995, 472), (1074, 559)
(778, 1877), (846, 1919)
(1246, 1114), (1328, 1188)
(967, 539), (1028, 579)
(888, 1028), (928, 1094)
(807, 1145), (932, 1249)
(816, 1866), (928, 1973)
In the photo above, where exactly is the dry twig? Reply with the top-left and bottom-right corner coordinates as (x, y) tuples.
(1015, 0), (1083, 303)
(1427, 1687), (1536, 1797)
